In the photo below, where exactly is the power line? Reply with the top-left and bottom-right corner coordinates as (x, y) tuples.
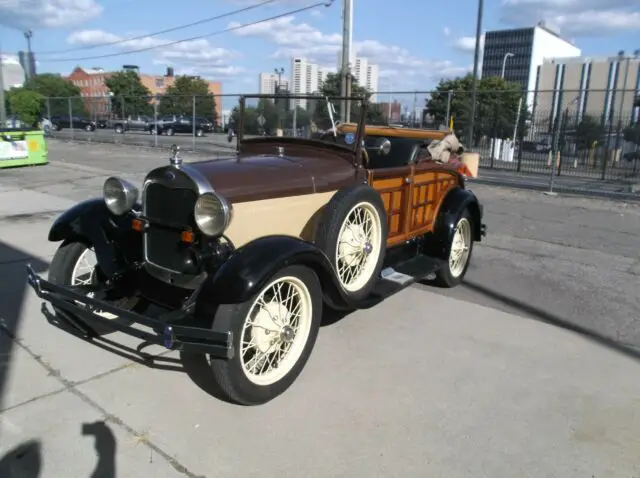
(41, 1), (333, 63)
(38, 0), (282, 55)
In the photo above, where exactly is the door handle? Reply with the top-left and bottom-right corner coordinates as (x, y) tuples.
(404, 177), (413, 184)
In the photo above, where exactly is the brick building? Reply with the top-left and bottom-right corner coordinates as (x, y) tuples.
(64, 66), (223, 124)
(65, 66), (114, 116)
(140, 67), (223, 125)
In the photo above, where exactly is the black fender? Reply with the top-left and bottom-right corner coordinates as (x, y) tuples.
(435, 187), (484, 244)
(48, 197), (141, 277)
(197, 235), (350, 309)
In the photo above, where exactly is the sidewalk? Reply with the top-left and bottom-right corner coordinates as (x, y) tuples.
(1, 172), (640, 477)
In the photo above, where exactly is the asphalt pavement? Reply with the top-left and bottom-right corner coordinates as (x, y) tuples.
(0, 140), (639, 477)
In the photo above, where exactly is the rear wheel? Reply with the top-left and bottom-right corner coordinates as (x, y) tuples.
(48, 240), (148, 335)
(209, 265), (322, 405)
(434, 209), (474, 287)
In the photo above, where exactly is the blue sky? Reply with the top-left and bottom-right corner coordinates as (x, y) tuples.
(1, 0), (639, 109)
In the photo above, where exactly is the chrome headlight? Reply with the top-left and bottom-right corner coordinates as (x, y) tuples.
(103, 177), (138, 215)
(193, 193), (232, 237)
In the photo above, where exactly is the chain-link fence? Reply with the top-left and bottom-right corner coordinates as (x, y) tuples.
(35, 94), (240, 156)
(6, 88), (639, 197)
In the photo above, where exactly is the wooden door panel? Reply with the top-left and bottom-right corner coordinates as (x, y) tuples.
(409, 171), (458, 235)
(369, 167), (412, 247)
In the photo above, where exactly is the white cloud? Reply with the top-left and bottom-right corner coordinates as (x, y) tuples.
(0, 0), (102, 29)
(227, 16), (467, 89)
(453, 34), (485, 54)
(500, 0), (640, 35)
(66, 29), (244, 78)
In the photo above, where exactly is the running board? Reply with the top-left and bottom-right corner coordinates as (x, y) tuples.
(357, 255), (445, 309)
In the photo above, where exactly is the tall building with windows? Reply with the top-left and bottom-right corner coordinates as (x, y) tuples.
(534, 54), (640, 130)
(258, 72), (289, 95)
(289, 57), (329, 109)
(481, 22), (581, 108)
(336, 53), (380, 101)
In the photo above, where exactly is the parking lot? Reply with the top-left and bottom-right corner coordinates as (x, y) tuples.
(1, 140), (639, 477)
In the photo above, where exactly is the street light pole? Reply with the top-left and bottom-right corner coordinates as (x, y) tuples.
(466, 0), (484, 147)
(501, 52), (514, 79)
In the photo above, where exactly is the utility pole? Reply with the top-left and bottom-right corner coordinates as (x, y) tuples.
(467, 0), (484, 147)
(339, 0), (353, 123)
(24, 29), (34, 80)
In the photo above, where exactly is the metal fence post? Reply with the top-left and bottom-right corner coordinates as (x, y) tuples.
(68, 97), (74, 139)
(445, 90), (452, 128)
(153, 99), (158, 148)
(192, 95), (196, 151)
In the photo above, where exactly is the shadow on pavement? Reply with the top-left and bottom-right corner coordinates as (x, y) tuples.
(0, 421), (118, 478)
(82, 421), (116, 478)
(460, 279), (640, 362)
(0, 242), (49, 413)
(0, 440), (42, 477)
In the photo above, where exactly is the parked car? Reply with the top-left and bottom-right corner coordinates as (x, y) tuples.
(50, 115), (96, 131)
(26, 95), (486, 406)
(109, 115), (152, 134)
(147, 114), (208, 136)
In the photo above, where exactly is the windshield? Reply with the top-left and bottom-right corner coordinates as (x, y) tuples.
(232, 93), (367, 151)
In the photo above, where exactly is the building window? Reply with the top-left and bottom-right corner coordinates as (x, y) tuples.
(155, 78), (164, 88)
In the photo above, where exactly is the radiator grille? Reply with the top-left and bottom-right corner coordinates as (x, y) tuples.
(144, 182), (198, 272)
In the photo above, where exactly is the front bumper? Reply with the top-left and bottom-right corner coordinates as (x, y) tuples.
(26, 264), (233, 359)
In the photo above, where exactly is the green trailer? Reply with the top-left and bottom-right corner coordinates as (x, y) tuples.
(0, 128), (48, 168)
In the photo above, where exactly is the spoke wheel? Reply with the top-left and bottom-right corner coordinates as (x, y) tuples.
(434, 209), (475, 288)
(48, 240), (147, 335)
(449, 217), (471, 278)
(240, 275), (313, 386)
(208, 265), (322, 405)
(314, 185), (387, 302)
(70, 247), (140, 320)
(335, 202), (382, 293)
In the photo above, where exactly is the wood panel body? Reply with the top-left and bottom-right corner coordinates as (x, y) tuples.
(369, 164), (459, 248)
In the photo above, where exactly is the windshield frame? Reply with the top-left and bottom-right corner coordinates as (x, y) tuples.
(236, 93), (369, 164)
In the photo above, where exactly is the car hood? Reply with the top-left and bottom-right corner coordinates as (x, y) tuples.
(187, 152), (359, 204)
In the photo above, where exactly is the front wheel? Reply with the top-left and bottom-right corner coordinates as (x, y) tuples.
(48, 240), (148, 335)
(434, 209), (474, 287)
(209, 265), (322, 405)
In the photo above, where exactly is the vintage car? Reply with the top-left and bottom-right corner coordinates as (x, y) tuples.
(26, 95), (486, 406)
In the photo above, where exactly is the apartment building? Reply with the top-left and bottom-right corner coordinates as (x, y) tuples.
(258, 72), (289, 95)
(289, 57), (329, 109)
(336, 53), (380, 101)
(481, 22), (581, 108)
(533, 54), (640, 129)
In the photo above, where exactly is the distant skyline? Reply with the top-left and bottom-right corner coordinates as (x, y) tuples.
(0, 0), (637, 96)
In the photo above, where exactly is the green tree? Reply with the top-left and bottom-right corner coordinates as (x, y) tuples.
(623, 123), (640, 146)
(6, 88), (45, 126)
(104, 70), (153, 117)
(312, 73), (385, 130)
(575, 115), (606, 150)
(23, 73), (82, 116)
(426, 74), (528, 144)
(158, 75), (217, 122)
